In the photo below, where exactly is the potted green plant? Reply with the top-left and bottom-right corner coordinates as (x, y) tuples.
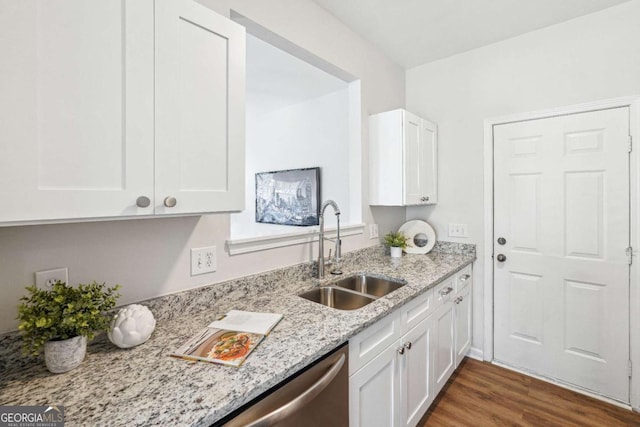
(384, 231), (409, 258)
(17, 281), (120, 373)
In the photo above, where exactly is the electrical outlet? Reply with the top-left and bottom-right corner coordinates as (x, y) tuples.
(448, 223), (468, 238)
(369, 223), (379, 239)
(35, 267), (69, 289)
(191, 246), (216, 276)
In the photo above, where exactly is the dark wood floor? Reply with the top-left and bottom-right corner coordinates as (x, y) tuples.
(419, 358), (640, 426)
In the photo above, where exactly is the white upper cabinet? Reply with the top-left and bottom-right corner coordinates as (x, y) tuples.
(1, 0), (155, 222)
(155, 0), (245, 215)
(0, 0), (245, 224)
(369, 109), (437, 206)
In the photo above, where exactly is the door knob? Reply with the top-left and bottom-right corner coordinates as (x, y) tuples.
(496, 254), (507, 262)
(497, 237), (506, 245)
(164, 196), (177, 208)
(136, 196), (151, 208)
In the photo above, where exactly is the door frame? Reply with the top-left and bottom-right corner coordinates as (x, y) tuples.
(482, 95), (640, 408)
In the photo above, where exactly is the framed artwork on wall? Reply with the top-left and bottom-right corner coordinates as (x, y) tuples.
(255, 167), (320, 226)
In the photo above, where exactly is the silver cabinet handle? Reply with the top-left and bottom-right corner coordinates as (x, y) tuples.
(163, 196), (177, 208)
(136, 196), (150, 208)
(397, 346), (405, 355)
(404, 342), (412, 350)
(460, 274), (470, 282)
(242, 353), (345, 427)
(439, 286), (453, 297)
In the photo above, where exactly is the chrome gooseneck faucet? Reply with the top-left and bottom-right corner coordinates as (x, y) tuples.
(317, 199), (342, 278)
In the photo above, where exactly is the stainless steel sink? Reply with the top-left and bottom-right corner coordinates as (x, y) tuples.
(298, 287), (375, 310)
(298, 275), (405, 310)
(333, 275), (405, 297)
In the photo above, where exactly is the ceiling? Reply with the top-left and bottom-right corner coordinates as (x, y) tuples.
(312, 0), (631, 68)
(246, 34), (347, 116)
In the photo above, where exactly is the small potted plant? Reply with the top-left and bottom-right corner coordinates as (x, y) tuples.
(384, 231), (409, 258)
(17, 281), (120, 373)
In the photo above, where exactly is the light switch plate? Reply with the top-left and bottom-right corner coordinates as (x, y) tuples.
(191, 246), (216, 276)
(448, 223), (468, 238)
(369, 224), (379, 239)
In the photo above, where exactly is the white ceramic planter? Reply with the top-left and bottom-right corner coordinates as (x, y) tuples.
(390, 246), (403, 258)
(44, 335), (87, 373)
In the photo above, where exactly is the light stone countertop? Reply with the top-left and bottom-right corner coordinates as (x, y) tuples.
(0, 243), (475, 426)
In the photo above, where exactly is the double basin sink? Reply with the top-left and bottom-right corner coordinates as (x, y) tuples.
(299, 275), (405, 310)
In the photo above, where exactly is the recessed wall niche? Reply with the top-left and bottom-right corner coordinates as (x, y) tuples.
(230, 33), (361, 242)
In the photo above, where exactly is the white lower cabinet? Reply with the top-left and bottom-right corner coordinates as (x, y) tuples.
(454, 284), (472, 367)
(349, 342), (401, 427)
(433, 300), (455, 395)
(349, 266), (472, 427)
(400, 316), (434, 427)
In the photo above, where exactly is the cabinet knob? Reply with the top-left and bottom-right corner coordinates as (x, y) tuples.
(496, 254), (507, 262)
(397, 346), (405, 355)
(455, 296), (463, 304)
(439, 286), (453, 297)
(420, 196), (429, 202)
(164, 196), (177, 208)
(460, 274), (470, 282)
(136, 196), (151, 208)
(404, 341), (412, 350)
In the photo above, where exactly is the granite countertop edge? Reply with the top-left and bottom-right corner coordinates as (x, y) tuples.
(0, 242), (476, 427)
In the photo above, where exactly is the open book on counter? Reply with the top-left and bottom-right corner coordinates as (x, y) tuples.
(170, 310), (283, 367)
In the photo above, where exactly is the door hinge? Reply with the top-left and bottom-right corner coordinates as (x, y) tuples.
(629, 360), (633, 378)
(629, 135), (633, 153)
(626, 246), (633, 265)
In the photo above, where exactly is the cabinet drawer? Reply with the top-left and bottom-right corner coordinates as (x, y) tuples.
(434, 277), (455, 308)
(455, 265), (472, 293)
(401, 288), (434, 332)
(349, 311), (401, 374)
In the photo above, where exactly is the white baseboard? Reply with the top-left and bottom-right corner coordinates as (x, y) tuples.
(467, 346), (483, 361)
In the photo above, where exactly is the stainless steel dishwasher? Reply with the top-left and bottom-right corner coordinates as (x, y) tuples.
(215, 342), (348, 427)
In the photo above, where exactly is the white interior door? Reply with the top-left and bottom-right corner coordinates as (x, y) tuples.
(493, 107), (630, 402)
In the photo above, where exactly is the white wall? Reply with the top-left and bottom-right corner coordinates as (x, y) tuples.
(406, 1), (640, 354)
(0, 0), (405, 333)
(232, 88), (350, 238)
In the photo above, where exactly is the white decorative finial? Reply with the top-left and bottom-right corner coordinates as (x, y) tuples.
(108, 304), (156, 348)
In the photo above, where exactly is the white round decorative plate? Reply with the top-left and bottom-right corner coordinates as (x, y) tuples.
(398, 220), (436, 254)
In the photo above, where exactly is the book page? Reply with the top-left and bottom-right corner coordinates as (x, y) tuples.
(208, 310), (283, 335)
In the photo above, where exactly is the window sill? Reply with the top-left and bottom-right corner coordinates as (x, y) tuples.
(226, 223), (365, 255)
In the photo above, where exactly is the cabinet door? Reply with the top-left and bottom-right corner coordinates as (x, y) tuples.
(350, 343), (401, 427)
(0, 0), (155, 223)
(434, 301), (455, 394)
(155, 0), (245, 215)
(400, 316), (434, 427)
(455, 285), (472, 367)
(403, 111), (423, 205)
(350, 311), (401, 373)
(420, 118), (438, 204)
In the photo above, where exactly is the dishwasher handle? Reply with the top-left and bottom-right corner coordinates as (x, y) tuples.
(244, 353), (346, 427)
